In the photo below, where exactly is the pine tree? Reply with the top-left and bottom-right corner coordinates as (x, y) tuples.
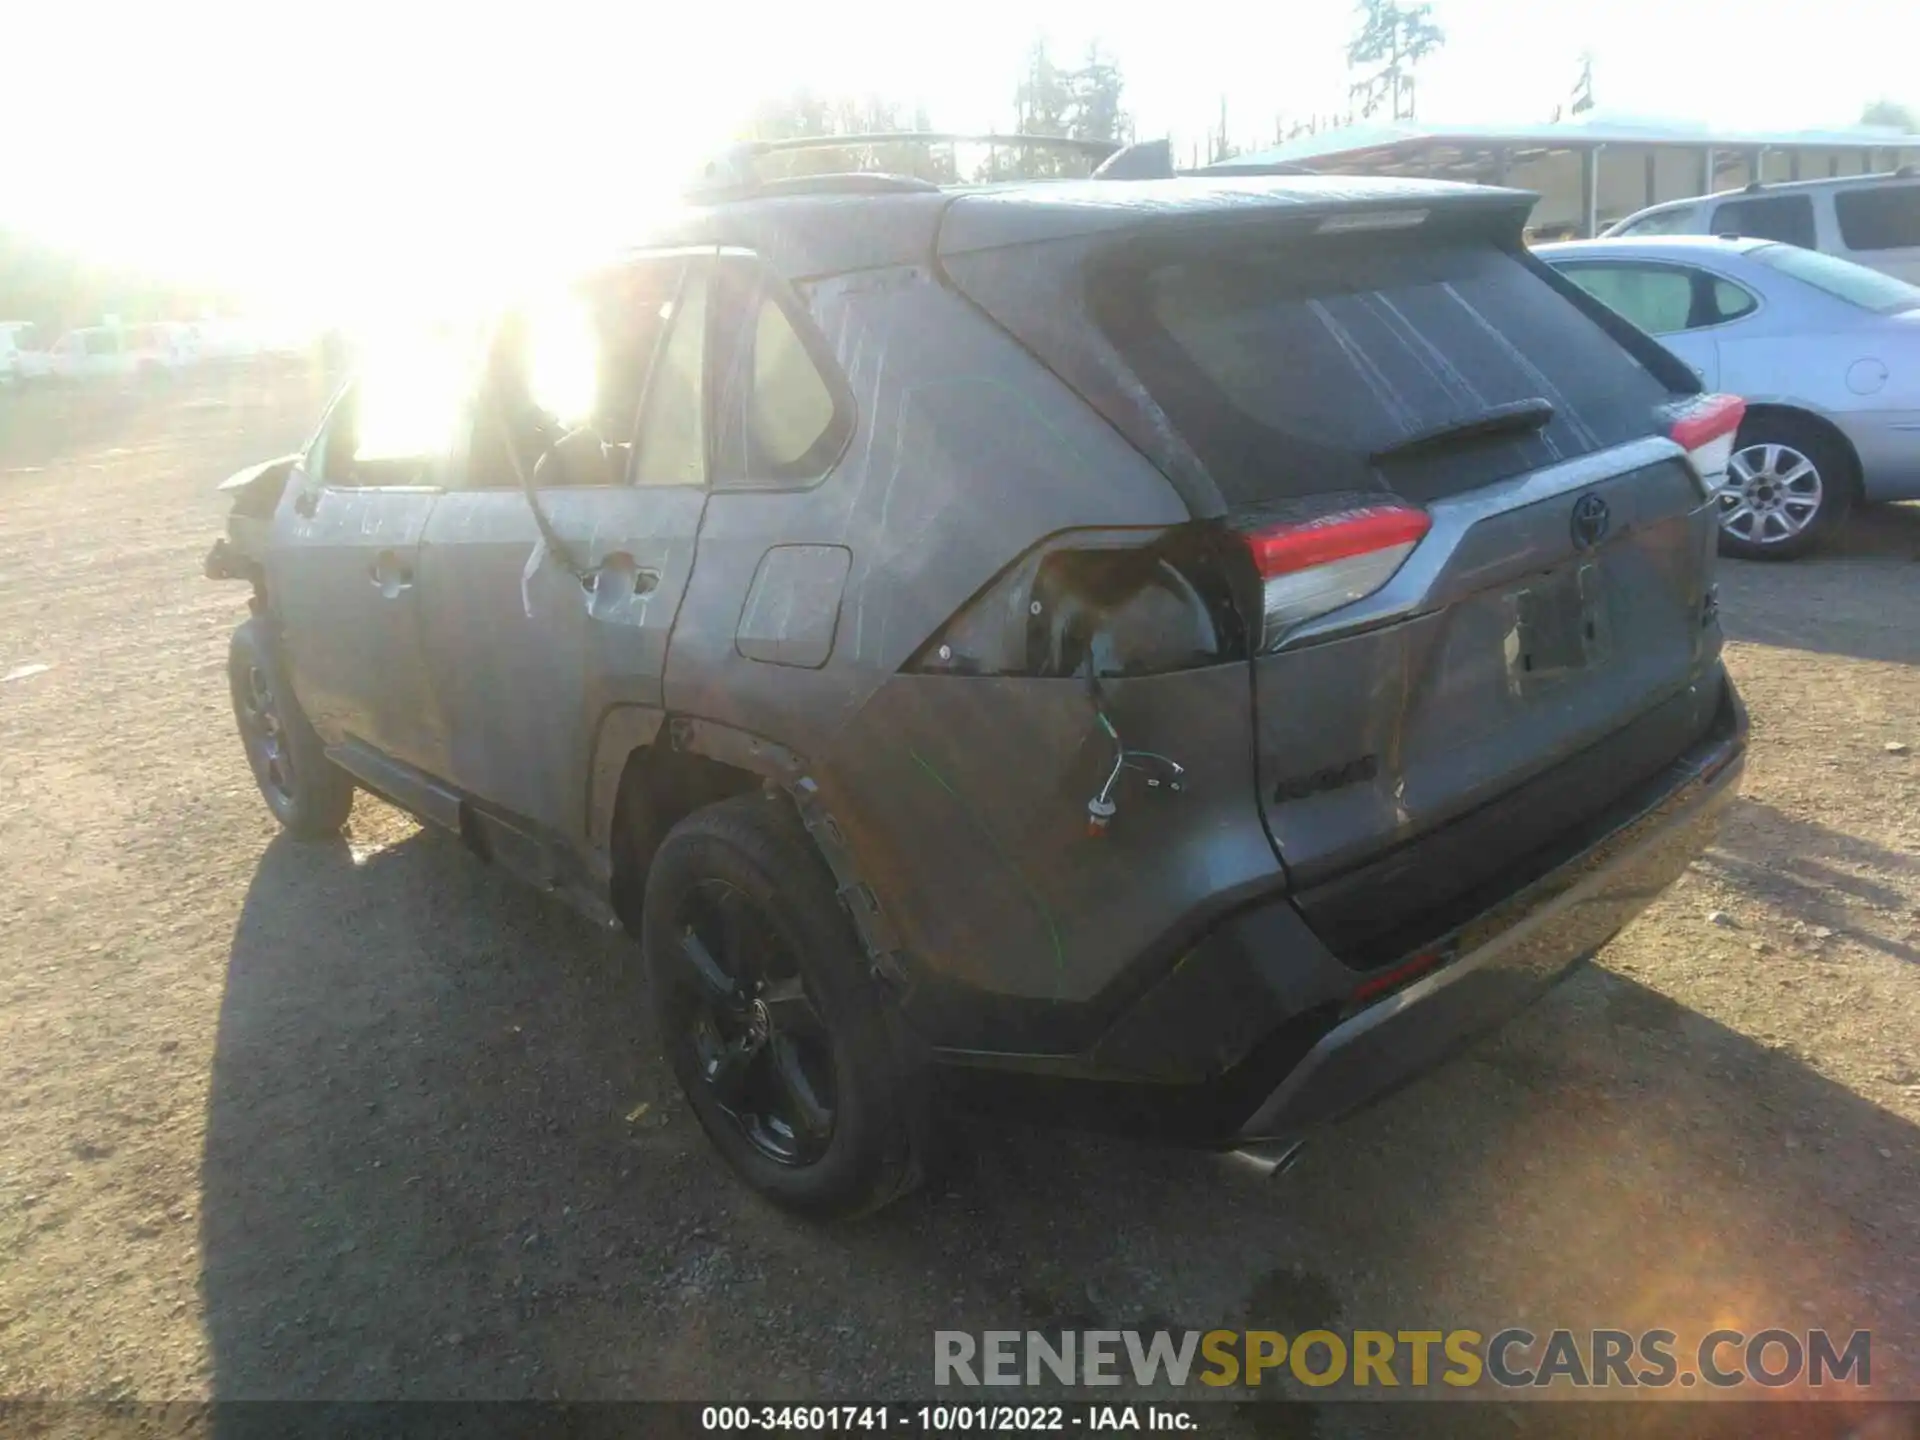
(1345, 0), (1445, 122)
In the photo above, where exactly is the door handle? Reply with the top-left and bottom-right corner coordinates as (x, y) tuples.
(580, 554), (658, 597)
(369, 552), (414, 597)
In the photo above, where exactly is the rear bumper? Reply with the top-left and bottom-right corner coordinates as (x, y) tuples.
(1234, 680), (1744, 1140)
(936, 672), (1747, 1146)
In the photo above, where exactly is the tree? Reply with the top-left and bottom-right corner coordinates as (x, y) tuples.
(1209, 96), (1240, 164)
(745, 91), (950, 182)
(742, 39), (1132, 190)
(1068, 43), (1133, 147)
(1346, 0), (1445, 122)
(1860, 99), (1918, 131)
(997, 37), (1134, 180)
(1570, 51), (1595, 116)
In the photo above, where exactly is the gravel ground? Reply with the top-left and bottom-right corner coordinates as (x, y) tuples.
(1, 373), (1916, 1421)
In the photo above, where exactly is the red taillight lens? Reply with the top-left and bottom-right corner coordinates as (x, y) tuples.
(1243, 503), (1431, 648)
(1667, 393), (1746, 486)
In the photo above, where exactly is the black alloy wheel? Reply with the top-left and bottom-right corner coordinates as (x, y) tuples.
(668, 879), (838, 1167)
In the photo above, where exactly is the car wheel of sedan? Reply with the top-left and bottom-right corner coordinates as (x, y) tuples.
(227, 616), (355, 838)
(1716, 417), (1853, 561)
(641, 792), (923, 1219)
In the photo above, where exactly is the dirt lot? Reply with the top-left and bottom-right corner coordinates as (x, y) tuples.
(1, 372), (1917, 1418)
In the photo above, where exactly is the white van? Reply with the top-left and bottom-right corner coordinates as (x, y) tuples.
(1605, 171), (1920, 284)
(43, 323), (192, 380)
(0, 321), (44, 384)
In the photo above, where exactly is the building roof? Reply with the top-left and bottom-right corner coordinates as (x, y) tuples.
(1222, 112), (1920, 173)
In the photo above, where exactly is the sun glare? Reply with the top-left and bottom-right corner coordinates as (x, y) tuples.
(354, 330), (474, 464)
(523, 291), (601, 431)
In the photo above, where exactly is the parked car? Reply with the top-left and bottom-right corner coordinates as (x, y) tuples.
(1604, 170), (1920, 284)
(1538, 235), (1920, 558)
(207, 171), (1748, 1217)
(0, 321), (45, 384)
(43, 322), (193, 380)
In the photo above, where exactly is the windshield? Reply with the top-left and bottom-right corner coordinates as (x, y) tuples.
(1750, 243), (1920, 314)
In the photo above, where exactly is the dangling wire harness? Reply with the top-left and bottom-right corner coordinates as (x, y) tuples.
(1084, 675), (1186, 836)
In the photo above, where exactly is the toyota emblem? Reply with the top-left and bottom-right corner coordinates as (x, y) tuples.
(1570, 493), (1610, 549)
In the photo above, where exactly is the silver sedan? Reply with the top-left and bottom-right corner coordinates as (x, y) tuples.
(1537, 236), (1920, 559)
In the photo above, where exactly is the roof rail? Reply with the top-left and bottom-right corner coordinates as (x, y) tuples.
(687, 132), (1123, 201)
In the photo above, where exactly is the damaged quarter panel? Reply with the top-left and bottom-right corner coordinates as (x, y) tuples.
(664, 263), (1187, 737)
(820, 663), (1281, 1054)
(661, 263), (1268, 1046)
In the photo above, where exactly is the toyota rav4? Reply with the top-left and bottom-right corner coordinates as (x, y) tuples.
(208, 159), (1749, 1217)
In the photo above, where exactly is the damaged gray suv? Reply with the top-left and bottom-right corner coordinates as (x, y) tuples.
(209, 148), (1750, 1217)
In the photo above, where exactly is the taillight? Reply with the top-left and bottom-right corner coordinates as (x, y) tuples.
(1244, 503), (1431, 649)
(1667, 393), (1746, 487)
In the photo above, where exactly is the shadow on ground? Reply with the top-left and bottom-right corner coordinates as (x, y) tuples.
(1694, 798), (1919, 966)
(1717, 502), (1919, 667)
(200, 827), (1920, 1423)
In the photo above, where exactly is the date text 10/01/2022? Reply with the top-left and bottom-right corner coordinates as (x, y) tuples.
(701, 1407), (1197, 1432)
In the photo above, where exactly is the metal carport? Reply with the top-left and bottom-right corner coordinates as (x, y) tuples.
(1214, 114), (1920, 237)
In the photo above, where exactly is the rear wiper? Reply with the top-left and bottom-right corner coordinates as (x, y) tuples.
(1369, 398), (1555, 465)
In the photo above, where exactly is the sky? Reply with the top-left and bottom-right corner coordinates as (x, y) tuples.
(6, 0), (1917, 326)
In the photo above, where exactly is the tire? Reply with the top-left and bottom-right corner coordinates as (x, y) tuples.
(641, 791), (923, 1219)
(1716, 415), (1854, 561)
(227, 616), (355, 838)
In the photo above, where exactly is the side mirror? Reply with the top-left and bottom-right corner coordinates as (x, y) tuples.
(531, 426), (617, 489)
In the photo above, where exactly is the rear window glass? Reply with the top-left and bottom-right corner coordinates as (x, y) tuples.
(1710, 194), (1817, 249)
(1834, 184), (1920, 252)
(1750, 243), (1920, 313)
(1095, 236), (1675, 506)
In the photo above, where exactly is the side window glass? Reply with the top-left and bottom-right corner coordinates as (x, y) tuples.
(308, 364), (450, 489)
(307, 386), (360, 488)
(747, 293), (837, 467)
(463, 260), (701, 490)
(1834, 185), (1920, 252)
(1559, 264), (1695, 334)
(630, 270), (708, 487)
(1711, 195), (1817, 250)
(1711, 278), (1759, 323)
(712, 261), (850, 487)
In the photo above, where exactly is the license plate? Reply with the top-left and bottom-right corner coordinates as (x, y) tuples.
(1504, 562), (1611, 694)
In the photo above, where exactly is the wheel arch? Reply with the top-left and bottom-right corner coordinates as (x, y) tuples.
(595, 711), (807, 932)
(591, 711), (910, 990)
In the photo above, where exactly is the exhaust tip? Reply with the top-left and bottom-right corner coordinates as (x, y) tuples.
(1228, 1139), (1308, 1179)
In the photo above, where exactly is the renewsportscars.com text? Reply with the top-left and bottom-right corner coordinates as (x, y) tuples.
(934, 1328), (1871, 1390)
